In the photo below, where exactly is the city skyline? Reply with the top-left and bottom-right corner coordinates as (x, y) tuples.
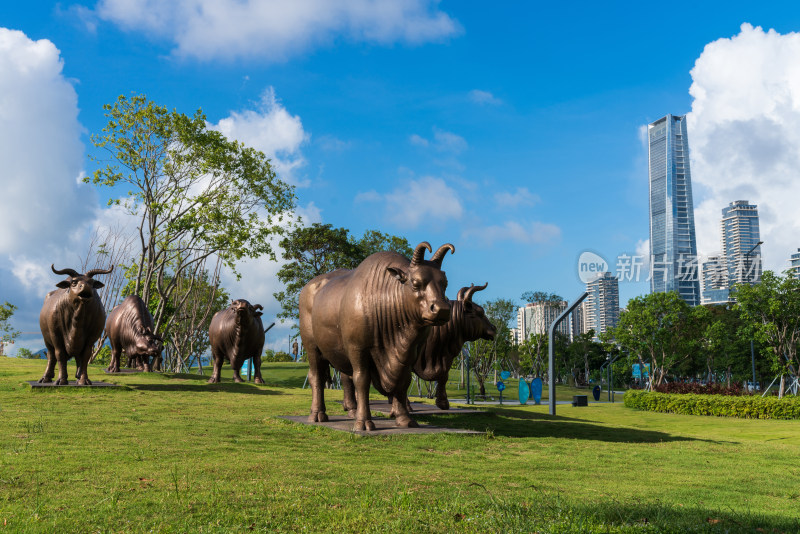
(3, 5), (800, 354)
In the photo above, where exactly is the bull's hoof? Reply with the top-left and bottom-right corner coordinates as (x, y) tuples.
(77, 377), (92, 386)
(54, 377), (69, 385)
(233, 377), (244, 383)
(207, 377), (220, 384)
(308, 411), (328, 423)
(143, 365), (151, 373)
(107, 366), (119, 373)
(435, 398), (450, 410)
(395, 416), (419, 428)
(347, 409), (357, 419)
(354, 420), (376, 432)
(254, 377), (264, 385)
(38, 376), (53, 384)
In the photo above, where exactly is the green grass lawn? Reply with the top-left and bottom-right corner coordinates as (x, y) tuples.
(1, 357), (798, 533)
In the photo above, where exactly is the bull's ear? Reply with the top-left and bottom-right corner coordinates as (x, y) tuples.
(56, 281), (70, 289)
(92, 280), (105, 289)
(386, 266), (408, 284)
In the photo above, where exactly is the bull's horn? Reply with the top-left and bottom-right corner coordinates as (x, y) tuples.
(465, 282), (488, 302)
(254, 304), (263, 311)
(457, 286), (469, 301)
(410, 242), (432, 266)
(86, 265), (114, 278)
(430, 243), (455, 267)
(51, 265), (79, 277)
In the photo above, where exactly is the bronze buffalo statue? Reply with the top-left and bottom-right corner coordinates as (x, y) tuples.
(105, 295), (163, 373)
(38, 265), (113, 385)
(411, 283), (496, 409)
(299, 241), (454, 431)
(342, 282), (496, 412)
(208, 299), (266, 383)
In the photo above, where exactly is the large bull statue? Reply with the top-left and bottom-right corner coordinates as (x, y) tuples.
(208, 299), (266, 384)
(105, 295), (163, 373)
(343, 283), (496, 412)
(299, 242), (454, 431)
(38, 265), (113, 385)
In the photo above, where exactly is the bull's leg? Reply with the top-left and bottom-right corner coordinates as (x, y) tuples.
(306, 347), (328, 423)
(54, 350), (69, 386)
(142, 355), (151, 373)
(391, 374), (418, 428)
(341, 374), (357, 418)
(77, 348), (92, 386)
(38, 344), (56, 383)
(435, 377), (450, 410)
(352, 367), (375, 432)
(207, 350), (223, 383)
(107, 346), (121, 373)
(232, 358), (245, 383)
(253, 353), (264, 385)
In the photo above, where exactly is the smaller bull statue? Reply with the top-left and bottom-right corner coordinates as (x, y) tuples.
(105, 295), (163, 373)
(38, 265), (113, 385)
(412, 283), (496, 409)
(208, 299), (266, 384)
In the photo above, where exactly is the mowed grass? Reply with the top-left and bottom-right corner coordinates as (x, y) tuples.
(0, 358), (798, 533)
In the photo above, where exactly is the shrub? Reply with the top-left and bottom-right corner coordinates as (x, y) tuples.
(16, 348), (38, 359)
(653, 381), (751, 396)
(93, 345), (112, 366)
(263, 349), (294, 363)
(624, 389), (800, 420)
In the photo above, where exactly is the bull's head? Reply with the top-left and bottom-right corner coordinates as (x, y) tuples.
(457, 283), (496, 341)
(52, 265), (113, 303)
(387, 242), (454, 325)
(230, 299), (263, 321)
(135, 325), (164, 357)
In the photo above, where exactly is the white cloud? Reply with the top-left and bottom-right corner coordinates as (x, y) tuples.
(213, 87), (309, 186)
(356, 176), (463, 229)
(468, 89), (502, 106)
(688, 23), (800, 273)
(494, 187), (541, 208)
(410, 127), (467, 153)
(463, 221), (561, 246)
(94, 0), (461, 61)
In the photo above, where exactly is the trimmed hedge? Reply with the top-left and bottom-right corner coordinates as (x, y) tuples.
(624, 389), (800, 420)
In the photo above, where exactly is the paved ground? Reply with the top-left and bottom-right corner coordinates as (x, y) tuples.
(27, 380), (121, 388)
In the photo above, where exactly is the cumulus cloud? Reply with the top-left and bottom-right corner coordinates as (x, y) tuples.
(213, 87), (309, 186)
(463, 221), (561, 246)
(688, 23), (800, 273)
(94, 0), (461, 61)
(494, 187), (541, 208)
(356, 176), (463, 229)
(468, 89), (502, 106)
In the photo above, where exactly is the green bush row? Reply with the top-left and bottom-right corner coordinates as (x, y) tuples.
(624, 389), (800, 420)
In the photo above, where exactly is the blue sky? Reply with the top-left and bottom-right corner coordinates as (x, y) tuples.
(3, 1), (800, 352)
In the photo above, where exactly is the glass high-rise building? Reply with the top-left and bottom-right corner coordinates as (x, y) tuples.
(789, 248), (800, 280)
(648, 114), (701, 306)
(582, 272), (620, 340)
(721, 200), (762, 286)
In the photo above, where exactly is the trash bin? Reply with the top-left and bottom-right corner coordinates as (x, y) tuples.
(572, 395), (588, 407)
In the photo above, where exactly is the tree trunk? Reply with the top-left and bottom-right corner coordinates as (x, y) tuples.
(779, 375), (785, 399)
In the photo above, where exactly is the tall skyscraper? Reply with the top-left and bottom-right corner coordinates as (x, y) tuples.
(648, 114), (701, 306)
(582, 272), (619, 340)
(721, 200), (762, 286)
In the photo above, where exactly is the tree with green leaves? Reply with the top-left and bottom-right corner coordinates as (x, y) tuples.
(734, 270), (800, 397)
(518, 291), (565, 378)
(87, 94), (295, 344)
(16, 347), (37, 359)
(0, 302), (19, 357)
(605, 291), (701, 388)
(465, 298), (517, 396)
(566, 329), (605, 386)
(274, 224), (412, 324)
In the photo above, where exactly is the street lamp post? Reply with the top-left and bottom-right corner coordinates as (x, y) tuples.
(744, 241), (763, 389)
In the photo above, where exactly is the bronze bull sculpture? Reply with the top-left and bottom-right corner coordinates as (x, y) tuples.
(299, 242), (454, 431)
(208, 299), (266, 383)
(342, 282), (496, 412)
(105, 295), (163, 373)
(38, 265), (113, 385)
